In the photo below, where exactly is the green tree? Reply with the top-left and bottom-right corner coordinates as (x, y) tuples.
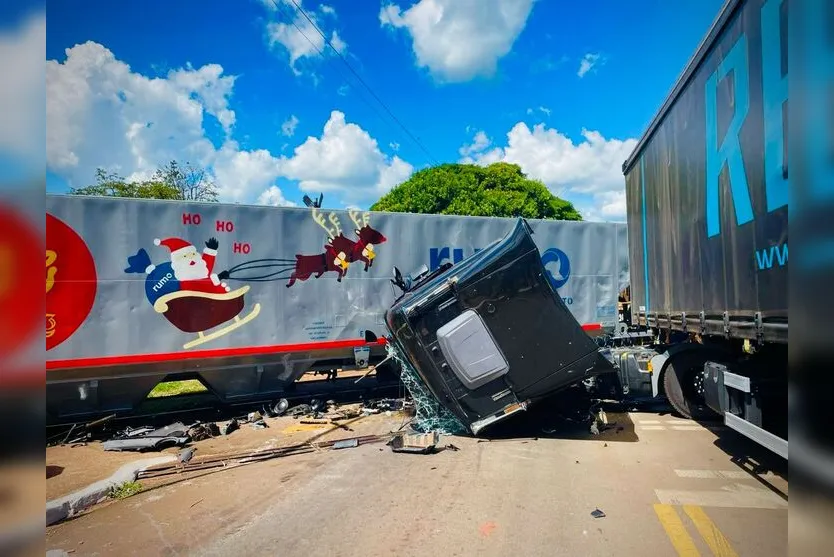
(370, 162), (582, 220)
(70, 160), (218, 202)
(153, 160), (219, 202)
(70, 168), (181, 199)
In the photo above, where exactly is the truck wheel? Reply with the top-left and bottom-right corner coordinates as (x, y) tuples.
(662, 351), (714, 420)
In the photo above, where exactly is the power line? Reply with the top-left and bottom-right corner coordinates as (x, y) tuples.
(270, 0), (439, 166)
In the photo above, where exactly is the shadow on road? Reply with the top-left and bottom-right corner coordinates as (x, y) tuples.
(479, 386), (640, 443)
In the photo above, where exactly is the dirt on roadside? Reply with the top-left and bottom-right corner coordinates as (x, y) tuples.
(46, 405), (408, 501)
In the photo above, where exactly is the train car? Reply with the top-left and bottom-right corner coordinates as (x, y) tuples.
(46, 194), (629, 421)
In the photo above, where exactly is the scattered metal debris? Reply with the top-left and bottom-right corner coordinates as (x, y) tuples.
(251, 419), (269, 430)
(287, 404), (312, 417)
(273, 398), (290, 416)
(102, 422), (191, 452)
(136, 434), (394, 480)
(332, 439), (359, 450)
(178, 447), (196, 464)
(188, 422), (219, 441)
(389, 431), (441, 454)
(220, 418), (239, 436)
(52, 414), (116, 446)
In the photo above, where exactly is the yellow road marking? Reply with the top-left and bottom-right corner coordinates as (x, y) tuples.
(653, 504), (701, 556)
(683, 505), (739, 557)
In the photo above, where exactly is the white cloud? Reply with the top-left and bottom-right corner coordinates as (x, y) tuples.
(389, 141), (400, 151)
(460, 124), (637, 221)
(526, 106), (550, 117)
(281, 114), (299, 136)
(337, 84), (350, 96)
(264, 1), (347, 76)
(0, 10), (46, 172)
(458, 130), (491, 157)
(577, 53), (602, 78)
(47, 41), (231, 188)
(380, 0), (536, 83)
(281, 110), (413, 205)
(212, 141), (283, 202)
(47, 40), (414, 210)
(257, 185), (297, 207)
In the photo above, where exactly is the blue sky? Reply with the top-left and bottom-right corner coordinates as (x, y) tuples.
(41, 0), (725, 220)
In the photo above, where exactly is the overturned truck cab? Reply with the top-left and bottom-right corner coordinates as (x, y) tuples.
(384, 218), (616, 435)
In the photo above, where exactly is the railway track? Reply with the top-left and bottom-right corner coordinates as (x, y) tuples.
(46, 375), (405, 445)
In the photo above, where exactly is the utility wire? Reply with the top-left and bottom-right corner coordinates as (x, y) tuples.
(270, 0), (439, 166)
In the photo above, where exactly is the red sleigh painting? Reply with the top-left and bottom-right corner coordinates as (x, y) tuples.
(125, 237), (261, 350)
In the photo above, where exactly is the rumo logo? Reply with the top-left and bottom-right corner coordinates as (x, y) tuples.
(153, 272), (174, 292)
(429, 245), (572, 294)
(429, 246), (482, 271)
(541, 248), (571, 290)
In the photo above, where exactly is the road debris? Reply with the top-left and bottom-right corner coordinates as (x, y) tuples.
(52, 414), (116, 447)
(178, 447), (196, 465)
(220, 418), (239, 436)
(251, 419), (269, 430)
(591, 509), (606, 519)
(388, 431), (441, 454)
(135, 434), (394, 480)
(332, 439), (359, 450)
(188, 422), (219, 441)
(102, 422), (191, 452)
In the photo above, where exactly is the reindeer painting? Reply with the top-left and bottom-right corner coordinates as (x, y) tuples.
(345, 209), (387, 271)
(218, 207), (388, 290)
(285, 208), (352, 288)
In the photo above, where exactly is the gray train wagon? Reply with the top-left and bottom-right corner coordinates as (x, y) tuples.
(46, 194), (629, 420)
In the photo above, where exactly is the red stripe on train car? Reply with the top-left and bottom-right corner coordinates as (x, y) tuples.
(46, 338), (388, 371)
(47, 323), (604, 371)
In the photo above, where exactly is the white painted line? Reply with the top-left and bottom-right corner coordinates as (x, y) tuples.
(655, 484), (787, 509)
(674, 469), (751, 480)
(665, 420), (693, 425)
(639, 425), (666, 430)
(638, 420), (662, 424)
(671, 425), (705, 431)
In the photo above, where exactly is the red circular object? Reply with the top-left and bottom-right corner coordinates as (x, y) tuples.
(0, 205), (42, 356)
(46, 213), (97, 351)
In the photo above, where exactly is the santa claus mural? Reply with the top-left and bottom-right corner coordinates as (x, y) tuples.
(154, 237), (230, 294)
(124, 235), (261, 350)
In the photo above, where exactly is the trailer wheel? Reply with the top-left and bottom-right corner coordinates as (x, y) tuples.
(661, 351), (715, 420)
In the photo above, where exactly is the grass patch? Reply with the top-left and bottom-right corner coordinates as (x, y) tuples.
(109, 481), (142, 500)
(148, 379), (207, 398)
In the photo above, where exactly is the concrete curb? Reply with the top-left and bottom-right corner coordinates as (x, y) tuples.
(46, 455), (176, 526)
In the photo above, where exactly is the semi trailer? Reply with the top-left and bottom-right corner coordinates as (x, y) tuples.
(377, 0), (794, 450)
(45, 194), (628, 422)
(612, 0), (789, 458)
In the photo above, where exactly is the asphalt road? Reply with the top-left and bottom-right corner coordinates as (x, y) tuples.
(46, 409), (788, 556)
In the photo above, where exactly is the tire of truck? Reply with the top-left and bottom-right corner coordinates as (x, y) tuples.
(661, 349), (719, 421)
